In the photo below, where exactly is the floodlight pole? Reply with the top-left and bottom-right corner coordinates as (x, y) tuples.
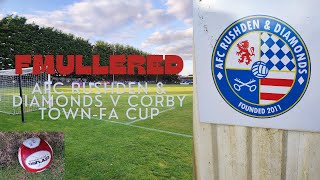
(18, 74), (25, 123)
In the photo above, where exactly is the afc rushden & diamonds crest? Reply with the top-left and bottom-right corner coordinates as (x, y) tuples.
(212, 15), (311, 118)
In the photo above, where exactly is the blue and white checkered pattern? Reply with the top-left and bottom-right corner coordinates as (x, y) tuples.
(260, 32), (295, 71)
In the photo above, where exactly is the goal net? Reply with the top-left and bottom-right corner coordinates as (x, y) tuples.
(0, 67), (49, 115)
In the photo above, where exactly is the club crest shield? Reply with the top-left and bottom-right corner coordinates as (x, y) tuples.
(212, 15), (311, 118)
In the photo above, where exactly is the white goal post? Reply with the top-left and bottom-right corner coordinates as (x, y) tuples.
(0, 67), (50, 115)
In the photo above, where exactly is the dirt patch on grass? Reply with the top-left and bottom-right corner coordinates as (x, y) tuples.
(0, 132), (64, 179)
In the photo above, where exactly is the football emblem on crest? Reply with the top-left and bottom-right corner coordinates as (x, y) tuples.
(212, 15), (311, 118)
(251, 61), (269, 79)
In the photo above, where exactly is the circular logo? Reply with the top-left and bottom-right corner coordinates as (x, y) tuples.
(212, 15), (311, 118)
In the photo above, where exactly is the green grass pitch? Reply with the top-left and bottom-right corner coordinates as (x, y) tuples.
(0, 84), (193, 179)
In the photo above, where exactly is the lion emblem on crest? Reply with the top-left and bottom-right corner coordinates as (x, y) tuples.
(236, 40), (255, 65)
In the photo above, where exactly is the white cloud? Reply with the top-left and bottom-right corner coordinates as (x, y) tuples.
(142, 28), (192, 47)
(156, 40), (192, 60)
(142, 28), (192, 61)
(25, 0), (173, 39)
(141, 26), (193, 76)
(137, 8), (172, 28)
(184, 18), (193, 26)
(166, 0), (192, 20)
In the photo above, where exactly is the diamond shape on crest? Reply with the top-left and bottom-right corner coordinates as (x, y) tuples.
(286, 52), (293, 60)
(276, 50), (285, 59)
(261, 33), (270, 41)
(286, 61), (295, 71)
(276, 61), (285, 70)
(265, 49), (275, 58)
(281, 45), (290, 54)
(281, 56), (290, 65)
(217, 72), (223, 80)
(270, 44), (280, 53)
(276, 39), (285, 48)
(266, 61), (274, 69)
(298, 77), (305, 84)
(270, 55), (279, 64)
(261, 43), (269, 53)
(260, 54), (269, 62)
(265, 38), (275, 47)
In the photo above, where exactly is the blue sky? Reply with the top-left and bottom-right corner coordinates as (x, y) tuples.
(0, 0), (193, 75)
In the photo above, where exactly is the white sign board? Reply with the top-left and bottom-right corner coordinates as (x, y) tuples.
(194, 0), (320, 132)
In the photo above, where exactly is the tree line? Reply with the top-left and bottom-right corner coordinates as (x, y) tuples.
(0, 15), (179, 83)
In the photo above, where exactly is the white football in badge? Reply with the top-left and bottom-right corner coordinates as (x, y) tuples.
(251, 61), (269, 79)
(18, 137), (53, 173)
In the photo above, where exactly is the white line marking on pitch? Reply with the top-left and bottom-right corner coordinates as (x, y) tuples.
(126, 107), (176, 125)
(129, 124), (192, 138)
(82, 115), (192, 138)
